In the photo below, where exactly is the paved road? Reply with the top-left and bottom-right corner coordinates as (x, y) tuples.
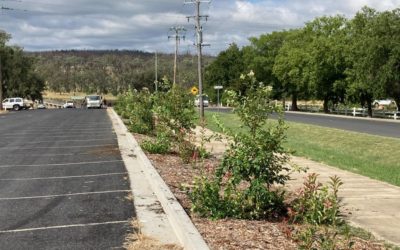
(207, 108), (400, 139)
(0, 109), (134, 249)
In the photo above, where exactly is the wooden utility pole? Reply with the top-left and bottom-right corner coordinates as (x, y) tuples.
(168, 26), (186, 86)
(0, 54), (2, 110)
(185, 0), (210, 120)
(154, 51), (158, 92)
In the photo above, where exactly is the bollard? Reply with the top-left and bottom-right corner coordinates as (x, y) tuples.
(353, 107), (356, 117)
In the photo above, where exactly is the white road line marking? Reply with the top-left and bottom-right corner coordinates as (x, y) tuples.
(0, 190), (131, 200)
(0, 172), (127, 181)
(0, 144), (117, 150)
(0, 220), (130, 234)
(0, 160), (124, 168)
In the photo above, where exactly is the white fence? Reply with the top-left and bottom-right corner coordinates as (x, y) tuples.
(285, 104), (399, 120)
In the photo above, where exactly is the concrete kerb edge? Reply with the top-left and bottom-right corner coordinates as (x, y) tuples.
(108, 108), (210, 250)
(286, 111), (400, 123)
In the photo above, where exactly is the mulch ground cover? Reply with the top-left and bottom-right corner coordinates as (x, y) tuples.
(133, 133), (388, 250)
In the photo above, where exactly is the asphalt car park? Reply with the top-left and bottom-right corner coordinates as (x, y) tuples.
(0, 109), (134, 249)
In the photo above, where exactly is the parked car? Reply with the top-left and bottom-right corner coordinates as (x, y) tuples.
(63, 101), (75, 108)
(37, 103), (46, 109)
(373, 99), (398, 111)
(2, 97), (31, 111)
(195, 95), (209, 107)
(85, 95), (103, 109)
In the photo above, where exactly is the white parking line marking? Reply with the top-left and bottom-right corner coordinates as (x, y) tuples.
(0, 190), (131, 201)
(0, 172), (127, 181)
(4, 152), (115, 156)
(3, 128), (112, 133)
(0, 144), (116, 150)
(9, 138), (117, 145)
(0, 134), (115, 139)
(0, 160), (124, 168)
(0, 132), (116, 137)
(0, 220), (130, 234)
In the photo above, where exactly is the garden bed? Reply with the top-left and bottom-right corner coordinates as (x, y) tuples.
(133, 133), (388, 250)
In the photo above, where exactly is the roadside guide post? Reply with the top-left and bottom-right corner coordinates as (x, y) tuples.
(214, 85), (223, 112)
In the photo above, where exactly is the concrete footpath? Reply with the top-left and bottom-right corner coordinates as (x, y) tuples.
(194, 126), (400, 246)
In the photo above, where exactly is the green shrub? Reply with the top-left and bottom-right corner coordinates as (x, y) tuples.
(153, 83), (197, 161)
(289, 173), (343, 226)
(190, 71), (290, 219)
(141, 132), (171, 154)
(115, 90), (154, 134)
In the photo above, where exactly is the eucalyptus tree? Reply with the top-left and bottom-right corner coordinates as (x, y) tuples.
(1, 42), (44, 101)
(345, 7), (400, 116)
(204, 43), (245, 100)
(303, 15), (349, 113)
(243, 30), (289, 102)
(273, 29), (313, 111)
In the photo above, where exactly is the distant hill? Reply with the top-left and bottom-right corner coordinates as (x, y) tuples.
(27, 50), (214, 95)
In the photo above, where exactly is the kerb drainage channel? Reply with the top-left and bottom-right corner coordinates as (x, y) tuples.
(0, 109), (134, 249)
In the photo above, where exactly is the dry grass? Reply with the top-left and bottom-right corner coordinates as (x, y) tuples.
(43, 91), (117, 101)
(124, 220), (182, 250)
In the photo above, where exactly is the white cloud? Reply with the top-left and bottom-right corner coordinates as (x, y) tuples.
(0, 0), (398, 54)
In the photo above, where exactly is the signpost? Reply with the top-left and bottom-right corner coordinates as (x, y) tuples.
(214, 85), (223, 111)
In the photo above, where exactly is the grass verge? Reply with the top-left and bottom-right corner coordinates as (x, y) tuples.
(204, 111), (400, 187)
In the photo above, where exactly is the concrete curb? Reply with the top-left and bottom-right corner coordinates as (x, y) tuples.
(286, 110), (400, 123)
(108, 108), (209, 250)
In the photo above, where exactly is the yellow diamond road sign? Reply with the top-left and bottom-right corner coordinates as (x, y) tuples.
(191, 86), (199, 95)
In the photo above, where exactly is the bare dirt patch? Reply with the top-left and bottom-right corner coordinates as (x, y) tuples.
(87, 145), (120, 156)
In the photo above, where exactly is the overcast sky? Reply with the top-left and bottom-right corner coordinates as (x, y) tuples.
(0, 0), (399, 55)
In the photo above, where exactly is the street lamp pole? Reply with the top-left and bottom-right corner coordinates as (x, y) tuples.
(214, 85), (223, 112)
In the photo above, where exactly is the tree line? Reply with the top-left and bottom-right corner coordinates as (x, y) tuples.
(31, 50), (214, 96)
(0, 32), (44, 103)
(204, 7), (400, 116)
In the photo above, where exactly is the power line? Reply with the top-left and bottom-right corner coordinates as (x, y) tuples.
(185, 0), (210, 120)
(168, 26), (186, 86)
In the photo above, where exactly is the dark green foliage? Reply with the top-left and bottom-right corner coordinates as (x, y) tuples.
(204, 43), (245, 102)
(0, 33), (45, 101)
(205, 6), (400, 112)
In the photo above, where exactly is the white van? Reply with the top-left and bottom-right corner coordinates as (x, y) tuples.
(85, 95), (103, 109)
(195, 95), (209, 107)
